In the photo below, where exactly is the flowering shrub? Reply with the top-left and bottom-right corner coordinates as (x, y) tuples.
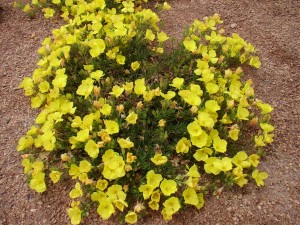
(17, 0), (274, 224)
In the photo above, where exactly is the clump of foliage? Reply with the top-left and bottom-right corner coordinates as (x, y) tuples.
(17, 0), (274, 224)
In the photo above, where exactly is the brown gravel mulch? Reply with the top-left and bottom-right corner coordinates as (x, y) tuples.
(1, 0), (299, 224)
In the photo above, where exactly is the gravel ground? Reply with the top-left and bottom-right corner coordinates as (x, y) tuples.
(0, 0), (299, 224)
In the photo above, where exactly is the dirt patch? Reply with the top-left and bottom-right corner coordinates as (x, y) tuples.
(0, 0), (299, 224)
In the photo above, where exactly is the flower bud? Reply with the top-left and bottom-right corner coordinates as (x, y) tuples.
(116, 104), (124, 113)
(227, 100), (235, 108)
(190, 106), (198, 114)
(61, 153), (70, 161)
(93, 86), (100, 97)
(136, 101), (143, 109)
(249, 117), (258, 126)
(158, 119), (166, 127)
(93, 101), (101, 109)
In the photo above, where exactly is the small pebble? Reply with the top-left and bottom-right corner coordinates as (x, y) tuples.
(230, 23), (237, 28)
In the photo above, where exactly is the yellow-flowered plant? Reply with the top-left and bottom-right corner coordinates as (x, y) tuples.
(17, 0), (274, 224)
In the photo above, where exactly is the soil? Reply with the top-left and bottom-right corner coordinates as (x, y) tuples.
(0, 0), (299, 224)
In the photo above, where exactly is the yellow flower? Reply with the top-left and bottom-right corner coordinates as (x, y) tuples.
(249, 56), (261, 68)
(124, 152), (136, 164)
(110, 85), (124, 98)
(67, 205), (81, 225)
(97, 198), (115, 220)
(118, 138), (134, 149)
(169, 77), (184, 89)
(195, 193), (205, 209)
(160, 179), (177, 196)
(162, 208), (172, 221)
(114, 199), (128, 212)
(104, 120), (119, 134)
(69, 182), (83, 199)
(88, 39), (106, 58)
(32, 161), (44, 172)
(38, 81), (50, 93)
(91, 191), (106, 202)
(193, 149), (210, 162)
(43, 8), (55, 18)
(213, 136), (227, 153)
(234, 174), (248, 187)
(204, 157), (221, 175)
(125, 211), (137, 224)
(90, 70), (104, 80)
(232, 151), (251, 168)
(229, 126), (240, 141)
(198, 111), (215, 128)
(162, 2), (172, 10)
(187, 164), (200, 178)
(252, 169), (268, 186)
(205, 100), (220, 112)
(107, 185), (126, 201)
(30, 172), (46, 193)
(22, 158), (32, 174)
(259, 123), (274, 133)
(213, 157), (232, 172)
(145, 29), (155, 41)
(206, 82), (219, 94)
(75, 129), (89, 142)
(160, 91), (176, 100)
(151, 190), (161, 202)
(121, 1), (134, 13)
(187, 121), (202, 136)
(123, 82), (134, 94)
(183, 187), (198, 205)
(23, 4), (32, 12)
(163, 197), (180, 216)
(143, 90), (155, 101)
(102, 150), (125, 180)
(151, 153), (168, 165)
(255, 101), (273, 114)
(190, 84), (203, 96)
(126, 112), (138, 124)
(84, 139), (99, 158)
(49, 170), (62, 184)
(139, 184), (155, 199)
(158, 119), (166, 127)
(185, 177), (199, 188)
(84, 64), (94, 72)
(248, 154), (260, 167)
(116, 55), (126, 65)
(148, 200), (159, 210)
(131, 61), (140, 71)
(76, 78), (94, 99)
(157, 31), (169, 42)
(79, 160), (92, 173)
(134, 78), (146, 95)
(100, 104), (112, 116)
(96, 179), (108, 191)
(190, 131), (208, 148)
(254, 135), (265, 147)
(17, 136), (34, 151)
(237, 105), (249, 120)
(52, 68), (68, 88)
(146, 170), (163, 188)
(183, 38), (197, 52)
(203, 49), (218, 64)
(178, 90), (201, 106)
(176, 137), (191, 153)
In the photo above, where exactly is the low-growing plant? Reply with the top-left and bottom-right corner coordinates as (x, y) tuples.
(17, 0), (274, 224)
